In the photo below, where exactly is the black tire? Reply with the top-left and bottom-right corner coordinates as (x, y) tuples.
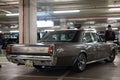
(0, 64), (2, 68)
(73, 53), (87, 72)
(34, 65), (44, 70)
(105, 50), (116, 63)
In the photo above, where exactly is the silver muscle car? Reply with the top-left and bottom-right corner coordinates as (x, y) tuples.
(6, 29), (117, 72)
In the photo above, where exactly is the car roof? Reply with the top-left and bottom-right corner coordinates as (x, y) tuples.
(55, 29), (96, 32)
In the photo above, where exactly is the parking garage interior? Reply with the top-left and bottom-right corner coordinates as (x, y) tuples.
(0, 0), (120, 80)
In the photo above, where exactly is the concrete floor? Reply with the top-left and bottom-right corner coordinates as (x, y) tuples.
(0, 54), (120, 80)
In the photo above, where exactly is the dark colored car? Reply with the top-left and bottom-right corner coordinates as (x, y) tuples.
(6, 29), (117, 72)
(2, 38), (18, 49)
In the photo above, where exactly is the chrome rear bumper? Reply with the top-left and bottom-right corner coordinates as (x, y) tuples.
(6, 55), (57, 66)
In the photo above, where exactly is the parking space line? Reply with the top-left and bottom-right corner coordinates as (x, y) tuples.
(57, 70), (70, 80)
(63, 77), (108, 80)
(19, 71), (71, 80)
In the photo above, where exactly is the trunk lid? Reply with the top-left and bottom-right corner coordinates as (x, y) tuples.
(7, 43), (54, 55)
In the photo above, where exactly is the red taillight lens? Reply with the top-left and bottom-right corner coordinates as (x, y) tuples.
(6, 46), (11, 54)
(48, 46), (53, 55)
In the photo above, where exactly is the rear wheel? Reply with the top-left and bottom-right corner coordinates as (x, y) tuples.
(105, 50), (116, 63)
(73, 53), (87, 72)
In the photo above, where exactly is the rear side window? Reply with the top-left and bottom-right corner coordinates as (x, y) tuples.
(41, 30), (77, 42)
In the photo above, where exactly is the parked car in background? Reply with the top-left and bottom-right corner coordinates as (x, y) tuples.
(6, 29), (117, 72)
(2, 38), (18, 49)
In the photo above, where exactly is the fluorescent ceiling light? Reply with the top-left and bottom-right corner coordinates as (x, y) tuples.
(84, 28), (96, 32)
(10, 30), (19, 33)
(112, 28), (118, 30)
(108, 17), (120, 20)
(44, 30), (55, 32)
(108, 5), (120, 7)
(37, 12), (51, 16)
(6, 10), (80, 17)
(84, 21), (95, 24)
(54, 0), (74, 1)
(68, 18), (87, 21)
(6, 2), (19, 4)
(37, 20), (54, 27)
(109, 8), (120, 11)
(53, 10), (80, 13)
(6, 13), (19, 16)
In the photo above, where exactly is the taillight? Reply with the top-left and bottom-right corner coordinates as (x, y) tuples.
(48, 46), (53, 55)
(6, 46), (11, 55)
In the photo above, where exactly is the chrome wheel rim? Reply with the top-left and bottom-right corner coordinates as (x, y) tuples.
(77, 55), (86, 71)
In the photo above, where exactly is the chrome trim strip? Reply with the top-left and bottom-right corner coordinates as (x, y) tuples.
(8, 55), (53, 61)
(86, 57), (108, 64)
(12, 47), (49, 53)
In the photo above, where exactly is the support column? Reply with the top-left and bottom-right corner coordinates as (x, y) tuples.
(19, 0), (37, 44)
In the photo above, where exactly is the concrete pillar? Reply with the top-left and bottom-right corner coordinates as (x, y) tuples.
(19, 0), (37, 44)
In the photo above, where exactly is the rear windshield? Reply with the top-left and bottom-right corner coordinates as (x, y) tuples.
(41, 30), (77, 42)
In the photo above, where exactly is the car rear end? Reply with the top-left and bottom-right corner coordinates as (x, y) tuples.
(6, 44), (57, 67)
(6, 30), (80, 67)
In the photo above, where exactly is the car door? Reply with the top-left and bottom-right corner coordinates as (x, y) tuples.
(81, 31), (97, 61)
(91, 32), (109, 59)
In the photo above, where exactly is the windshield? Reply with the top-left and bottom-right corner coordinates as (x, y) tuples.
(41, 30), (77, 42)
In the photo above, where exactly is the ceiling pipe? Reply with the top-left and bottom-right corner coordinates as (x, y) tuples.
(0, 2), (18, 6)
(0, 2), (18, 13)
(0, 9), (12, 13)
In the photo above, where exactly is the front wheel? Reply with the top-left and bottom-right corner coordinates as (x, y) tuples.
(73, 53), (87, 72)
(105, 50), (116, 63)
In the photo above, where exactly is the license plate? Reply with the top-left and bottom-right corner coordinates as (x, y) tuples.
(25, 60), (33, 67)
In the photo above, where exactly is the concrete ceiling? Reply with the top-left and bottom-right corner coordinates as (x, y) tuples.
(0, 0), (120, 31)
(37, 0), (120, 30)
(0, 0), (18, 31)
